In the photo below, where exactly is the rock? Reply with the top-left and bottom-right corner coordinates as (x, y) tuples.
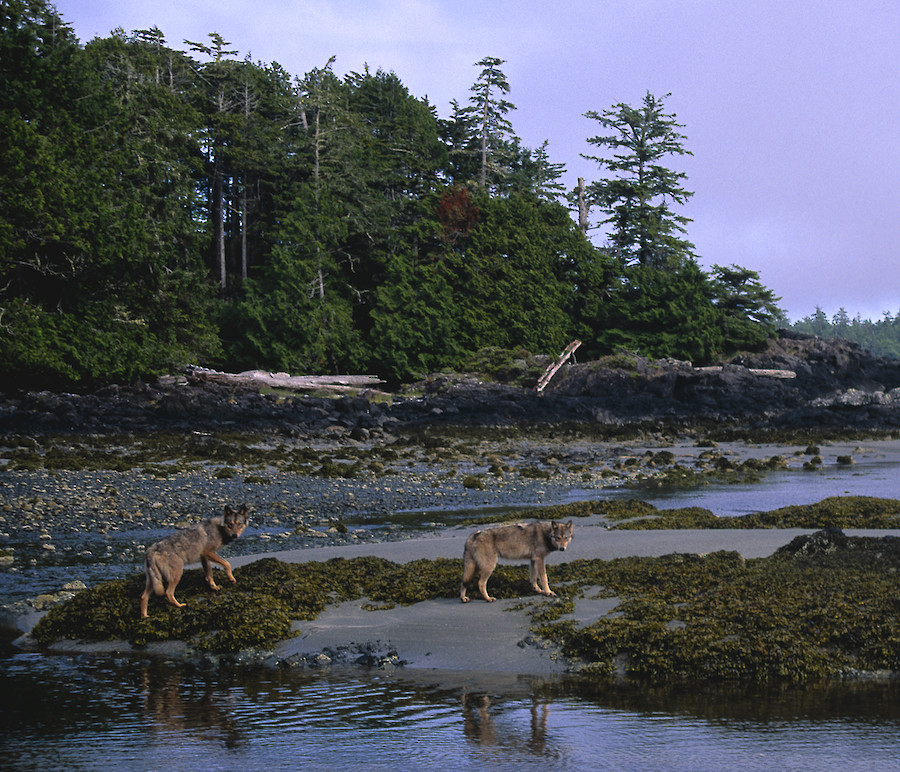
(776, 528), (900, 561)
(777, 528), (850, 556)
(0, 599), (46, 642)
(1, 331), (900, 436)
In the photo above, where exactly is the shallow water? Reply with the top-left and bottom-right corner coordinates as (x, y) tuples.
(2, 653), (900, 771)
(619, 460), (900, 518)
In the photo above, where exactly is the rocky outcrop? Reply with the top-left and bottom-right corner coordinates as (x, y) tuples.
(1, 331), (899, 436)
(404, 331), (900, 432)
(776, 528), (900, 561)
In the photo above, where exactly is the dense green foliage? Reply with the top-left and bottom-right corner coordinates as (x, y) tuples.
(1, 1), (784, 389)
(789, 306), (900, 359)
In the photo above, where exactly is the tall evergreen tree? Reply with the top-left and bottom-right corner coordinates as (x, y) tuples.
(459, 57), (517, 191)
(185, 33), (240, 288)
(440, 99), (479, 186)
(593, 262), (722, 362)
(0, 4), (791, 384)
(0, 4), (220, 385)
(504, 138), (567, 200)
(233, 58), (366, 374)
(583, 91), (694, 269)
(709, 264), (783, 350)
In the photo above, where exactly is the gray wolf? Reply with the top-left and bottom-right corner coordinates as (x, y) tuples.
(140, 504), (249, 618)
(460, 520), (574, 603)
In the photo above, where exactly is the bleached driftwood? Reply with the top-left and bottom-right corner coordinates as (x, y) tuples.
(693, 366), (796, 379)
(536, 340), (582, 392)
(187, 366), (385, 392)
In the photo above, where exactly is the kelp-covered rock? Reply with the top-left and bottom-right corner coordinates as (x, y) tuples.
(30, 557), (470, 654)
(30, 571), (294, 652)
(605, 496), (900, 530)
(28, 535), (900, 683)
(540, 539), (900, 682)
(776, 527), (900, 562)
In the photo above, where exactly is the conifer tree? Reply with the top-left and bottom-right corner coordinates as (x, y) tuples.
(583, 91), (694, 269)
(460, 56), (516, 191)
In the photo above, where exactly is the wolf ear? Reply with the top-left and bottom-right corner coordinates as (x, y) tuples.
(224, 505), (234, 516)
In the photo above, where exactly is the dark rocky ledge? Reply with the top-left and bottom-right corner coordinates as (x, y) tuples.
(1, 331), (899, 438)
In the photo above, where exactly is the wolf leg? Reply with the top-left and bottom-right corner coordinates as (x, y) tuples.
(532, 557), (556, 596)
(140, 559), (165, 618)
(460, 553), (477, 602)
(201, 555), (222, 591)
(476, 554), (499, 602)
(140, 578), (152, 618)
(163, 565), (186, 608)
(205, 551), (237, 585)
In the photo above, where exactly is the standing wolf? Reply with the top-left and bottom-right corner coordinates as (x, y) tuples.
(140, 504), (249, 618)
(459, 520), (574, 603)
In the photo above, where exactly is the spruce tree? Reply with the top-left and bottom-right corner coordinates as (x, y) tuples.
(459, 57), (517, 191)
(583, 91), (694, 269)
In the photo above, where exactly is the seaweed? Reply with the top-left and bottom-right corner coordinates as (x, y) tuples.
(537, 541), (900, 682)
(609, 495), (900, 530)
(31, 556), (471, 653)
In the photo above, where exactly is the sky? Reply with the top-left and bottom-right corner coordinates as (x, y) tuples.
(55, 0), (899, 322)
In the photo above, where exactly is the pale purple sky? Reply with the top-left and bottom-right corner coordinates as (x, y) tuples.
(57, 0), (899, 322)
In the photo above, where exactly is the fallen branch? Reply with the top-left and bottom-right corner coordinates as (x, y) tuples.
(693, 366), (796, 379)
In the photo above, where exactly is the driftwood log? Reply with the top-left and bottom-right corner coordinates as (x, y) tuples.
(692, 366), (797, 379)
(187, 366), (385, 393)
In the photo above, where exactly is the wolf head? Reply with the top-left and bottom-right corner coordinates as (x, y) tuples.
(551, 520), (574, 551)
(222, 504), (249, 542)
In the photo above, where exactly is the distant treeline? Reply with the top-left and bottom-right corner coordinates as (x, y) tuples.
(788, 309), (900, 359)
(2, 1), (784, 389)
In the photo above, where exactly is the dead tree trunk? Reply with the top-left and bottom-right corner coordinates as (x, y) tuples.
(576, 178), (589, 235)
(536, 340), (582, 391)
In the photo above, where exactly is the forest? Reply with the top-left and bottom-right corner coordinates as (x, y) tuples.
(2, 0), (795, 390)
(788, 308), (900, 360)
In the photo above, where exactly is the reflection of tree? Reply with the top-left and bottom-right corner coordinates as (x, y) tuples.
(461, 691), (549, 757)
(140, 665), (246, 750)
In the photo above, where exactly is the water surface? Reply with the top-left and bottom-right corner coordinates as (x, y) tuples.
(2, 654), (900, 771)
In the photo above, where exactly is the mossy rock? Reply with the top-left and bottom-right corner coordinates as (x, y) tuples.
(462, 475), (486, 490)
(29, 528), (900, 682)
(608, 496), (900, 530)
